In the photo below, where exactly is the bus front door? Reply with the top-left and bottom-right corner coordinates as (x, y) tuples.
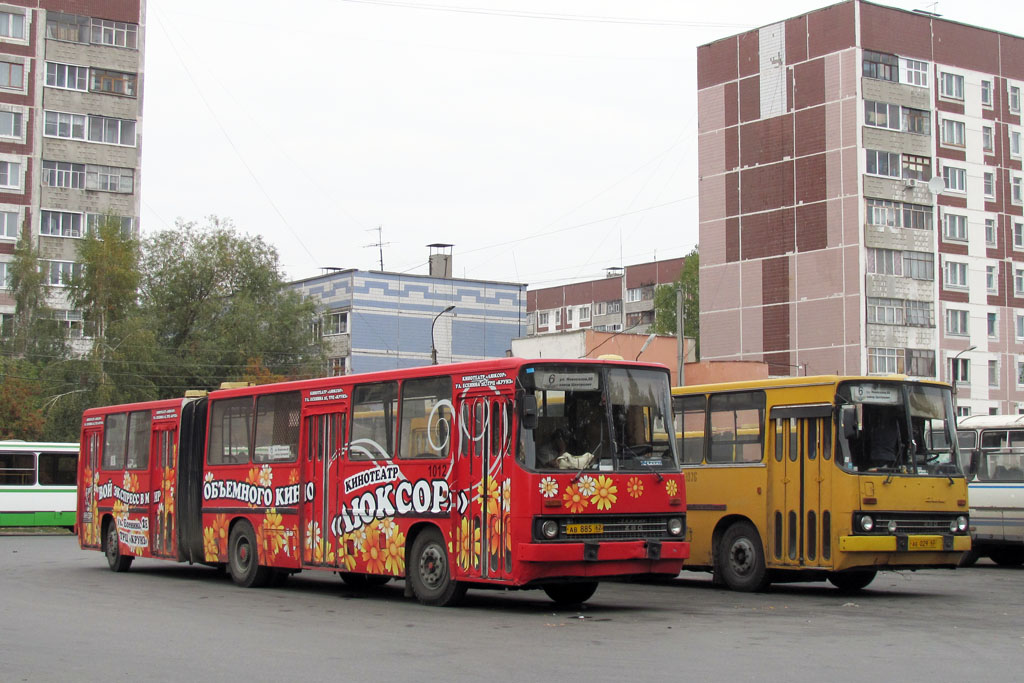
(150, 425), (178, 559)
(79, 430), (102, 549)
(302, 412), (345, 567)
(769, 408), (833, 569)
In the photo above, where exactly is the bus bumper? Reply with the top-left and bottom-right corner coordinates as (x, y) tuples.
(838, 534), (971, 552)
(517, 539), (689, 562)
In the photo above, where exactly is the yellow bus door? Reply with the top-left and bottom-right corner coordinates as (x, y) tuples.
(769, 406), (834, 569)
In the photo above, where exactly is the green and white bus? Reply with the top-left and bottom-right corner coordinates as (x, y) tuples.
(0, 441), (78, 529)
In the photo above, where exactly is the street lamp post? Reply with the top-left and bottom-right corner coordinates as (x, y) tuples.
(431, 305), (456, 365)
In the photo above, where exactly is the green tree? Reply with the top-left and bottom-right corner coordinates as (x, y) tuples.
(652, 246), (699, 356)
(67, 214), (141, 344)
(0, 359), (45, 439)
(139, 216), (324, 397)
(5, 233), (66, 360)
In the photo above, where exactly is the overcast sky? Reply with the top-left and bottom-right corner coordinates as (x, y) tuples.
(141, 0), (1021, 288)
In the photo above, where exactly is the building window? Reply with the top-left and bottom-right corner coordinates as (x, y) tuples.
(1017, 314), (1024, 340)
(566, 308), (573, 323)
(607, 300), (621, 314)
(85, 214), (136, 239)
(44, 111), (86, 140)
(946, 307), (968, 334)
(0, 110), (20, 138)
(866, 149), (900, 178)
(902, 107), (930, 136)
(941, 119), (966, 147)
(988, 265), (999, 293)
(983, 126), (994, 153)
(866, 298), (903, 325)
(579, 306), (590, 321)
(1012, 85), (1021, 114)
(984, 172), (996, 199)
(323, 311), (348, 335)
(1016, 267), (1024, 296)
(91, 19), (138, 49)
(943, 213), (968, 241)
(42, 160), (85, 189)
(901, 58), (928, 87)
(87, 116), (136, 146)
(0, 61), (22, 89)
(44, 260), (82, 286)
(945, 261), (968, 289)
(40, 210), (83, 238)
(868, 347), (903, 374)
(90, 69), (137, 97)
(46, 12), (90, 43)
(0, 261), (8, 289)
(554, 309), (562, 325)
(0, 160), (19, 189)
(1011, 131), (1022, 158)
(951, 356), (970, 383)
(989, 312), (998, 338)
(906, 300), (934, 327)
(0, 210), (17, 239)
(538, 312), (549, 326)
(1014, 177), (1023, 205)
(0, 11), (25, 39)
(982, 80), (993, 106)
(1019, 361), (1024, 387)
(986, 218), (997, 246)
(902, 154), (931, 181)
(593, 302), (605, 316)
(327, 357), (346, 377)
(863, 51), (898, 82)
(940, 72), (964, 100)
(866, 248), (902, 276)
(45, 62), (87, 91)
(85, 165), (133, 193)
(866, 198), (897, 227)
(904, 251), (934, 281)
(943, 165), (966, 193)
(906, 349), (935, 378)
(902, 202), (932, 230)
(626, 287), (643, 303)
(864, 101), (900, 130)
(52, 309), (87, 339)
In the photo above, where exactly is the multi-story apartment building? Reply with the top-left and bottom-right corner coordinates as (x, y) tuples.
(698, 0), (1024, 415)
(0, 2), (144, 341)
(291, 253), (526, 375)
(526, 257), (685, 336)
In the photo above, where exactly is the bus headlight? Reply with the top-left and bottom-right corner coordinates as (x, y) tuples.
(541, 520), (560, 539)
(951, 516), (968, 533)
(667, 517), (684, 536)
(887, 520), (897, 534)
(859, 515), (874, 532)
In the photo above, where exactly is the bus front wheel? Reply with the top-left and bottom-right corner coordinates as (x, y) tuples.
(228, 521), (273, 588)
(828, 570), (877, 592)
(543, 581), (599, 606)
(988, 546), (1024, 567)
(408, 528), (466, 606)
(717, 521), (768, 592)
(104, 520), (133, 573)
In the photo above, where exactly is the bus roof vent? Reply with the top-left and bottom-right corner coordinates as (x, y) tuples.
(219, 382), (255, 390)
(184, 390), (208, 398)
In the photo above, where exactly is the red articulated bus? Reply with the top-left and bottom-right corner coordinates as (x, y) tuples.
(77, 358), (688, 606)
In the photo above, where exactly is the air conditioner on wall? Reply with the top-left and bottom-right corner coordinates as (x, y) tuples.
(905, 178), (919, 188)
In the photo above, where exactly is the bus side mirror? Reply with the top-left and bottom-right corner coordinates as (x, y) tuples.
(968, 451), (980, 478)
(521, 395), (538, 430)
(840, 405), (858, 439)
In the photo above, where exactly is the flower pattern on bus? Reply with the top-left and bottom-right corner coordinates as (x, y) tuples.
(501, 479), (511, 512)
(539, 477), (558, 498)
(338, 536), (357, 571)
(576, 475), (597, 497)
(384, 526), (407, 575)
(362, 522), (387, 574)
(304, 520), (322, 563)
(592, 475), (617, 511)
(487, 515), (502, 556)
(477, 477), (501, 517)
(503, 511), (512, 553)
(260, 508), (290, 561)
(563, 484), (589, 514)
(665, 479), (678, 497)
(626, 477), (644, 499)
(456, 517), (480, 570)
(203, 514), (229, 562)
(83, 470), (100, 547)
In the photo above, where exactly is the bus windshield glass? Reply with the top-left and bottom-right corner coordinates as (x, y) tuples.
(519, 364), (678, 472)
(835, 381), (962, 477)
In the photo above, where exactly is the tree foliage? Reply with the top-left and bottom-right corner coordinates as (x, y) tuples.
(651, 246), (700, 356)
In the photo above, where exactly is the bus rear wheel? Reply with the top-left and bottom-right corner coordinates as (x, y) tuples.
(543, 581), (599, 606)
(408, 528), (466, 606)
(228, 521), (273, 588)
(104, 520), (133, 573)
(828, 570), (877, 592)
(716, 521), (768, 592)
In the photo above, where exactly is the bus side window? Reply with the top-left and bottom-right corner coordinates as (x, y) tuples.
(398, 377), (452, 459)
(103, 413), (128, 470)
(253, 391), (302, 463)
(677, 395), (706, 465)
(350, 382), (398, 460)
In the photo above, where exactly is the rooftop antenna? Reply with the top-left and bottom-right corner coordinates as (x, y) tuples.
(363, 226), (391, 271)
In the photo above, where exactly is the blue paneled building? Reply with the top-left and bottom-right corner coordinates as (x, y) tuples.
(290, 265), (526, 375)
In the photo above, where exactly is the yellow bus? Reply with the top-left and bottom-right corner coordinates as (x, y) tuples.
(672, 375), (970, 592)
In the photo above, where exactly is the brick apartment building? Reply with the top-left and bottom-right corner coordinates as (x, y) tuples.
(526, 257), (685, 336)
(698, 0), (1024, 415)
(0, 1), (144, 343)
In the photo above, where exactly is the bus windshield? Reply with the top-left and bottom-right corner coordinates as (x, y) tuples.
(519, 364), (678, 472)
(835, 381), (962, 477)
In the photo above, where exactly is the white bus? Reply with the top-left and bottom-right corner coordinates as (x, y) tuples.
(0, 441), (78, 529)
(955, 416), (1024, 566)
